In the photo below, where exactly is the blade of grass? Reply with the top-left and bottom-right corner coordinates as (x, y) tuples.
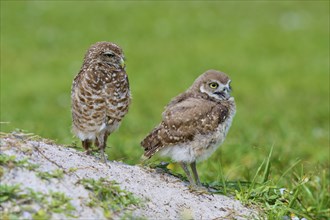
(217, 159), (227, 195)
(276, 159), (301, 184)
(250, 158), (265, 191)
(262, 145), (273, 183)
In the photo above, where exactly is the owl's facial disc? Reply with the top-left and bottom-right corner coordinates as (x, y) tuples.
(200, 80), (232, 100)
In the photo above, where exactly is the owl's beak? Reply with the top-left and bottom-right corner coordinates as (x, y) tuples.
(214, 88), (231, 100)
(120, 58), (125, 69)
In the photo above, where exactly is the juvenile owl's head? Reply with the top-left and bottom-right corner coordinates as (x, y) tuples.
(190, 70), (232, 101)
(83, 41), (125, 69)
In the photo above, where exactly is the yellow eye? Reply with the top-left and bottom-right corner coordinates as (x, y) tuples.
(209, 82), (219, 89)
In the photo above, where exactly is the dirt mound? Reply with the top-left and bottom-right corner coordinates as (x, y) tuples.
(0, 133), (258, 219)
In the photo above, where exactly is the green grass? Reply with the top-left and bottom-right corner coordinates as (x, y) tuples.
(80, 178), (140, 218)
(0, 183), (76, 219)
(1, 1), (329, 219)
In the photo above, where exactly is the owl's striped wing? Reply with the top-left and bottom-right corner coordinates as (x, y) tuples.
(103, 69), (131, 123)
(141, 98), (229, 158)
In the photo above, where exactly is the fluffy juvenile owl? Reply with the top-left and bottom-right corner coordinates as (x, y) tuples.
(71, 42), (131, 162)
(141, 70), (236, 189)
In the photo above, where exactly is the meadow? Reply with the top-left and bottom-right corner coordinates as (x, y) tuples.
(1, 1), (329, 219)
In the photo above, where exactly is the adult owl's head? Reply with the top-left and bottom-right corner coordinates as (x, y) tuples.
(190, 70), (232, 101)
(83, 41), (125, 69)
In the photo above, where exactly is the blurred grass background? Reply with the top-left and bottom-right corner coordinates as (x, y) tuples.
(1, 1), (328, 186)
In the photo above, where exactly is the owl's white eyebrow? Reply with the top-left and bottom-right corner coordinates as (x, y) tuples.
(103, 51), (115, 55)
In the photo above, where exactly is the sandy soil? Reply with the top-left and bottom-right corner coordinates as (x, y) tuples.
(0, 133), (258, 219)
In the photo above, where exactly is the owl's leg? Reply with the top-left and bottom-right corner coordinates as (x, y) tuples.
(96, 133), (108, 163)
(190, 162), (209, 193)
(100, 148), (106, 163)
(179, 162), (195, 187)
(94, 138), (99, 149)
(82, 140), (92, 155)
(190, 161), (202, 187)
(101, 132), (110, 163)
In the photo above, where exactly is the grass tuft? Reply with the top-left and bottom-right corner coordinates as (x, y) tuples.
(0, 154), (39, 172)
(36, 169), (64, 181)
(0, 184), (76, 219)
(79, 178), (141, 218)
(208, 147), (329, 219)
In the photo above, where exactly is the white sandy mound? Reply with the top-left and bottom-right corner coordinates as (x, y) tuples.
(0, 133), (258, 219)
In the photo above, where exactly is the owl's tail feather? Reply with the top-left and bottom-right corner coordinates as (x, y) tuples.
(141, 127), (163, 159)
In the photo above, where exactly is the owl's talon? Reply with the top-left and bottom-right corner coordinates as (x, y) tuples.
(188, 184), (210, 194)
(83, 150), (92, 155)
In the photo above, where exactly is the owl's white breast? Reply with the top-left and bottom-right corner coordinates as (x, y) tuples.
(73, 120), (121, 142)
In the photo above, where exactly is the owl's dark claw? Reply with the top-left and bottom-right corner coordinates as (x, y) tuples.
(188, 184), (210, 194)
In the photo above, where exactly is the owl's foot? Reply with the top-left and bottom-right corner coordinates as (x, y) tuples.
(188, 184), (210, 194)
(83, 150), (92, 155)
(82, 140), (92, 155)
(179, 161), (210, 194)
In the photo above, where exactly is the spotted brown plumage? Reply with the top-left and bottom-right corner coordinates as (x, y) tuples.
(141, 70), (236, 189)
(71, 42), (131, 162)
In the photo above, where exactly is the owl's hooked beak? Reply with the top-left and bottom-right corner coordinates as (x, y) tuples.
(120, 57), (125, 69)
(214, 86), (231, 100)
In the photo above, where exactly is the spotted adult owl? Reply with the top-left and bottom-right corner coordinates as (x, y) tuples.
(71, 41), (131, 162)
(141, 70), (236, 189)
